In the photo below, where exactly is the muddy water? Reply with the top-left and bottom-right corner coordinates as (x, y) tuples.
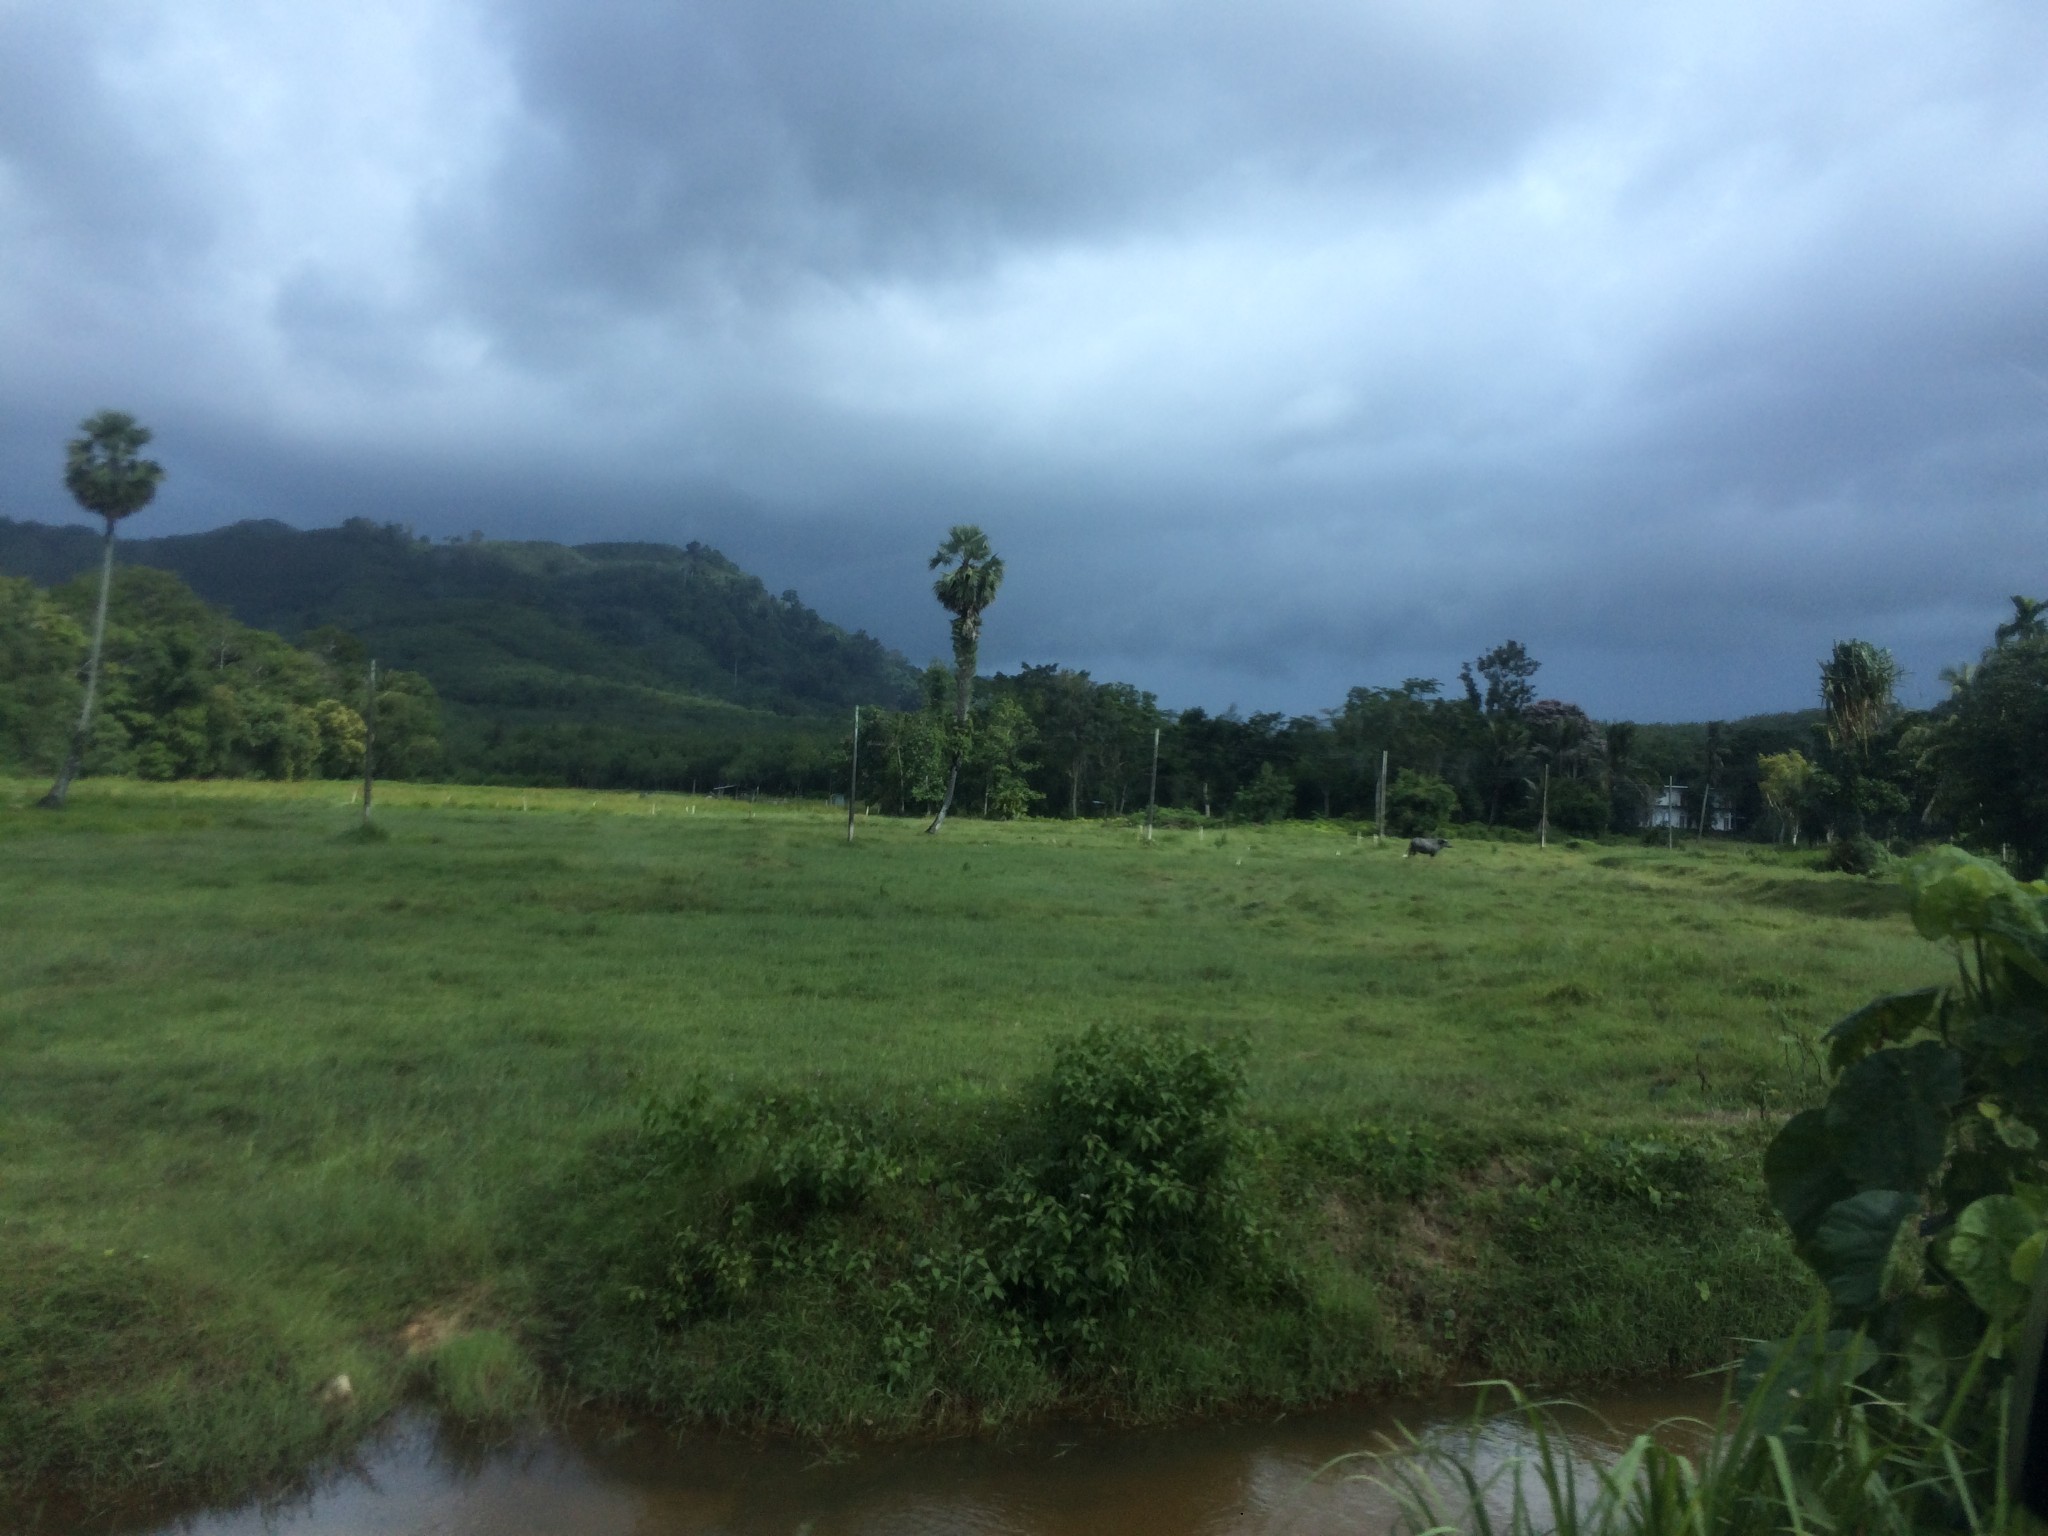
(98, 1382), (1721, 1536)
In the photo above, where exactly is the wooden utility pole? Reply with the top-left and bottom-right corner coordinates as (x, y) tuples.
(1374, 750), (1388, 844)
(846, 705), (860, 843)
(1144, 728), (1160, 843)
(1539, 761), (1550, 849)
(361, 659), (377, 826)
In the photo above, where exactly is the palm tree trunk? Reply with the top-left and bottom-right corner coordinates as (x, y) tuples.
(41, 519), (117, 809)
(925, 755), (962, 832)
(924, 634), (975, 834)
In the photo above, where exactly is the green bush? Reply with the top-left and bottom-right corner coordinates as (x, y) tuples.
(1230, 763), (1295, 824)
(1544, 777), (1611, 837)
(985, 1025), (1267, 1350)
(641, 1086), (900, 1219)
(1385, 770), (1457, 836)
(1818, 831), (1888, 876)
(627, 1087), (900, 1323)
(526, 1020), (1809, 1442)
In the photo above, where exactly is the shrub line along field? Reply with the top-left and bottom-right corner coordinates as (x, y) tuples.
(0, 777), (1945, 1522)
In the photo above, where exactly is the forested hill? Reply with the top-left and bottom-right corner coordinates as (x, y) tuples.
(0, 516), (919, 783)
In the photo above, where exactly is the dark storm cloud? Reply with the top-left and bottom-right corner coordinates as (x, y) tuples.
(0, 8), (218, 271)
(449, 2), (1599, 301)
(2, 1), (2046, 720)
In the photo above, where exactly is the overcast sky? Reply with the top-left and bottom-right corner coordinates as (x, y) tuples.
(3, 1), (2044, 720)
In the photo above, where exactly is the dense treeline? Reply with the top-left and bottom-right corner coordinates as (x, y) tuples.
(0, 516), (919, 782)
(8, 513), (2045, 874)
(852, 609), (2048, 876)
(0, 567), (440, 782)
(851, 643), (1788, 835)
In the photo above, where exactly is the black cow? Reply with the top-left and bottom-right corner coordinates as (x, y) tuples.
(1405, 836), (1449, 858)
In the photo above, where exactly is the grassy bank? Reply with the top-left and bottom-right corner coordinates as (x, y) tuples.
(0, 778), (1942, 1517)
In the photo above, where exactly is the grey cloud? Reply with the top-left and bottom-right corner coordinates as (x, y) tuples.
(437, 0), (1610, 333)
(2, 1), (2046, 725)
(0, 8), (220, 273)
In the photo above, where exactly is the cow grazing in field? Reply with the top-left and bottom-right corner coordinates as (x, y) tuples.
(1406, 837), (1449, 858)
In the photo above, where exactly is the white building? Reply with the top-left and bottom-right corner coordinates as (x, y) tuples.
(1647, 781), (1687, 830)
(1645, 780), (1737, 833)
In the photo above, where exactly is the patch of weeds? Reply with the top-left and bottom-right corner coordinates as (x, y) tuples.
(1551, 1134), (1728, 1213)
(535, 1026), (1311, 1428)
(1818, 833), (1889, 877)
(0, 1246), (370, 1504)
(1735, 975), (1806, 1000)
(413, 1331), (540, 1424)
(1744, 875), (1907, 920)
(1291, 1122), (1460, 1200)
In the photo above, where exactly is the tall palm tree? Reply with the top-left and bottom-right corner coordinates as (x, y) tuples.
(1995, 594), (2048, 648)
(40, 411), (164, 808)
(1819, 638), (1902, 842)
(1820, 639), (1902, 764)
(924, 524), (1003, 832)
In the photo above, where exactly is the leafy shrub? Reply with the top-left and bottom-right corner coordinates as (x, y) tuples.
(1759, 845), (2048, 1499)
(1230, 763), (1295, 823)
(1294, 1121), (1454, 1199)
(641, 1085), (899, 1219)
(626, 1088), (900, 1325)
(985, 1026), (1267, 1350)
(1818, 831), (1888, 876)
(1559, 1136), (1722, 1213)
(1544, 777), (1610, 837)
(1385, 770), (1457, 836)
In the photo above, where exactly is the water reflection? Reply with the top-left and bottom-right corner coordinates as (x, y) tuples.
(105, 1381), (1719, 1536)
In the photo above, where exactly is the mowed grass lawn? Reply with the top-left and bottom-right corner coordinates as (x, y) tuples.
(0, 776), (1943, 1506)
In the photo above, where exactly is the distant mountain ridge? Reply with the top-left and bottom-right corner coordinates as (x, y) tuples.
(0, 516), (919, 781)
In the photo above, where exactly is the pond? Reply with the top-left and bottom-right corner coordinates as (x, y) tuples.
(60, 1378), (1723, 1536)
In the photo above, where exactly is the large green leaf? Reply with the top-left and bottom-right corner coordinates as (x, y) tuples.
(1736, 1328), (1878, 1427)
(1959, 1011), (2048, 1070)
(1764, 1109), (1854, 1242)
(1806, 1189), (1919, 1311)
(1906, 846), (2048, 984)
(1907, 846), (2048, 942)
(1945, 1194), (2042, 1323)
(1823, 1042), (1963, 1192)
(1898, 1292), (1988, 1421)
(1823, 987), (1941, 1073)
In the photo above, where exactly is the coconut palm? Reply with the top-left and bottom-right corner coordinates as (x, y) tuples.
(40, 411), (164, 808)
(1818, 639), (1903, 845)
(924, 524), (1003, 832)
(1819, 639), (1902, 764)
(1995, 594), (2048, 648)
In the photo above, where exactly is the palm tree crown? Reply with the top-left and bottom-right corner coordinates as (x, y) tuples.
(929, 525), (1003, 719)
(1820, 639), (1902, 761)
(1995, 594), (2048, 648)
(65, 410), (164, 528)
(40, 410), (164, 808)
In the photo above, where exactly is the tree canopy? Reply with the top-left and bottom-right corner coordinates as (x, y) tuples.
(0, 566), (440, 784)
(64, 411), (163, 530)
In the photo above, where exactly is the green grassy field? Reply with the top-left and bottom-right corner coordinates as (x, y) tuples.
(0, 778), (1945, 1516)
